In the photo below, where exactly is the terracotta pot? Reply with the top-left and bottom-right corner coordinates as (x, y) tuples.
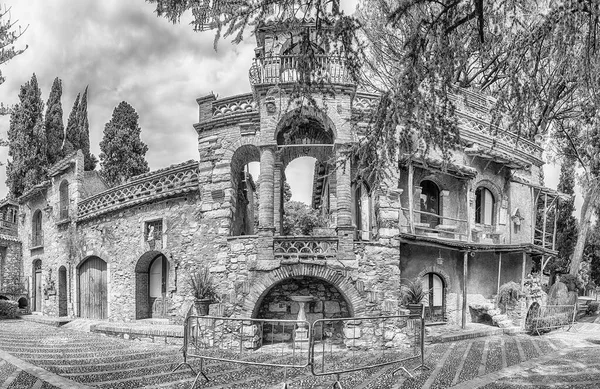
(194, 298), (211, 316)
(407, 303), (423, 317)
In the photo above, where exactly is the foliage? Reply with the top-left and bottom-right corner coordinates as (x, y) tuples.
(63, 92), (80, 155)
(188, 266), (217, 301)
(400, 277), (427, 305)
(587, 301), (600, 315)
(0, 300), (18, 318)
(282, 200), (327, 235)
(63, 87), (97, 170)
(77, 86), (97, 170)
(44, 77), (64, 165)
(546, 156), (578, 283)
(586, 220), (600, 287)
(559, 274), (583, 293)
(0, 5), (27, 115)
(6, 73), (47, 197)
(99, 101), (150, 186)
(496, 282), (522, 313)
(523, 273), (543, 299)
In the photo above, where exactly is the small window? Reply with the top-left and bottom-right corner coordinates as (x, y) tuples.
(475, 187), (495, 225)
(59, 181), (69, 220)
(145, 220), (163, 242)
(32, 210), (43, 247)
(352, 181), (372, 240)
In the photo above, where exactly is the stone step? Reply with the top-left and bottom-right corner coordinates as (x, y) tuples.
(492, 314), (508, 324)
(497, 320), (515, 329)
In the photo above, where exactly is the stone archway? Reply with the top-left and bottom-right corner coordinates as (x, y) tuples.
(242, 264), (364, 318)
(135, 251), (172, 319)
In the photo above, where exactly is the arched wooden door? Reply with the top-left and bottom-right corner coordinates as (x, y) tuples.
(33, 260), (42, 312)
(78, 257), (107, 319)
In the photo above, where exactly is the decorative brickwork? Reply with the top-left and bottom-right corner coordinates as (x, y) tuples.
(77, 161), (199, 222)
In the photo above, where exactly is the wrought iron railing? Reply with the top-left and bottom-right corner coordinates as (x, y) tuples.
(249, 54), (351, 85)
(525, 304), (576, 335)
(273, 236), (338, 261)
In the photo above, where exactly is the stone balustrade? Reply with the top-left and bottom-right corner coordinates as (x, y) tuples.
(212, 93), (257, 118)
(273, 236), (338, 261)
(77, 161), (200, 222)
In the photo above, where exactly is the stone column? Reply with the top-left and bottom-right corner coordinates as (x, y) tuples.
(335, 144), (354, 263)
(256, 145), (277, 269)
(335, 144), (352, 228)
(273, 162), (283, 234)
(258, 145), (276, 230)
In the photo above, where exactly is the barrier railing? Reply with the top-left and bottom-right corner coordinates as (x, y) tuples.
(174, 306), (428, 388)
(174, 312), (311, 388)
(525, 304), (577, 336)
(310, 306), (428, 388)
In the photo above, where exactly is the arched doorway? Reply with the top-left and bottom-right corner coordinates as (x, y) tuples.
(422, 272), (445, 322)
(58, 266), (68, 317)
(32, 259), (42, 312)
(135, 252), (170, 319)
(255, 276), (351, 342)
(78, 256), (107, 319)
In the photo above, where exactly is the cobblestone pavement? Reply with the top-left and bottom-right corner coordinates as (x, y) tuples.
(0, 319), (598, 388)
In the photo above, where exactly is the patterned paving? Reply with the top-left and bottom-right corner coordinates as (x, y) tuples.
(0, 319), (591, 389)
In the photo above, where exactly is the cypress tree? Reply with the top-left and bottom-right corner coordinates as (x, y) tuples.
(63, 92), (80, 155)
(45, 77), (64, 165)
(99, 101), (149, 186)
(77, 86), (97, 170)
(6, 74), (47, 197)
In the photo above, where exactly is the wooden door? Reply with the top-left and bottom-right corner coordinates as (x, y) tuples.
(58, 266), (68, 317)
(34, 269), (42, 312)
(78, 257), (107, 319)
(149, 255), (169, 318)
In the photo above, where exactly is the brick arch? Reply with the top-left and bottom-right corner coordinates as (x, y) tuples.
(274, 106), (337, 142)
(243, 264), (365, 318)
(222, 136), (262, 162)
(417, 265), (451, 289)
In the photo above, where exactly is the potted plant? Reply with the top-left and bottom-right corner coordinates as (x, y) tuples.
(401, 277), (427, 316)
(188, 266), (217, 316)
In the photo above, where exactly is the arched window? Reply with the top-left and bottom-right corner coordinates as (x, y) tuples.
(420, 180), (440, 227)
(352, 181), (372, 240)
(422, 272), (445, 322)
(31, 210), (43, 247)
(475, 187), (495, 225)
(59, 180), (69, 220)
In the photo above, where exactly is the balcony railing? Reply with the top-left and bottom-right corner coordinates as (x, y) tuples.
(401, 208), (469, 241)
(30, 231), (44, 248)
(273, 236), (338, 261)
(249, 54), (352, 86)
(0, 220), (17, 236)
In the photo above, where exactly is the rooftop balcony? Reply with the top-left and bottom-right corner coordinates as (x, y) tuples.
(249, 54), (352, 86)
(0, 220), (17, 237)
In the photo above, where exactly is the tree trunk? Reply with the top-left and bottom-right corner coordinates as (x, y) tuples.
(569, 184), (599, 276)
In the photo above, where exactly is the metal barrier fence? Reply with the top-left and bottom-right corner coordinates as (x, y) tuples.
(173, 306), (428, 388)
(525, 304), (577, 336)
(310, 307), (428, 388)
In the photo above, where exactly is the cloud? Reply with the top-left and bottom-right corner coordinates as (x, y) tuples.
(0, 0), (256, 197)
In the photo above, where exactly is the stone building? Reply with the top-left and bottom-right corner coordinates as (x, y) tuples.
(1, 20), (565, 334)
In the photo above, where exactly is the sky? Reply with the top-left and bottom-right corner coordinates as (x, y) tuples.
(0, 1), (571, 212)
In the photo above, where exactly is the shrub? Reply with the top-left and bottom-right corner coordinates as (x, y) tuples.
(559, 274), (583, 292)
(587, 301), (600, 315)
(0, 300), (18, 318)
(401, 278), (427, 305)
(496, 281), (522, 312)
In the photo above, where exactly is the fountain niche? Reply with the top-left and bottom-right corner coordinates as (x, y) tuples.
(290, 295), (316, 348)
(255, 277), (351, 344)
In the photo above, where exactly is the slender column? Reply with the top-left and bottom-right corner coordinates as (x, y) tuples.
(335, 144), (352, 228)
(258, 145), (276, 230)
(407, 162), (415, 234)
(273, 162), (283, 234)
(465, 180), (472, 242)
(521, 252), (527, 287)
(497, 253), (502, 294)
(542, 193), (548, 249)
(462, 250), (469, 329)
